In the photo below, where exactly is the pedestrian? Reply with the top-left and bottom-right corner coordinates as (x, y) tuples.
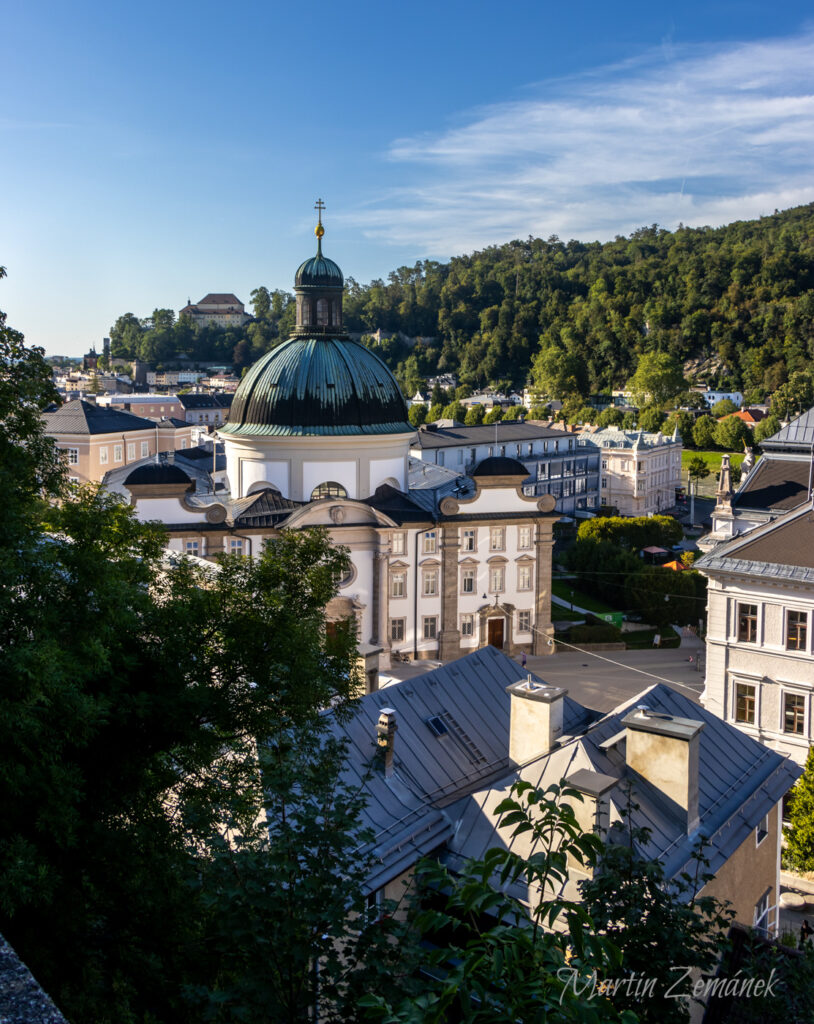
(521, 650), (527, 669)
(800, 919), (812, 948)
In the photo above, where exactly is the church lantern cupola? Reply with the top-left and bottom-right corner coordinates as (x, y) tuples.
(294, 199), (345, 334)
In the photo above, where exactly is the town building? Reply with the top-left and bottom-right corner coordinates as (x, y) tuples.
(697, 497), (814, 767)
(179, 293), (251, 328)
(177, 392), (233, 426)
(411, 422), (600, 516)
(122, 214), (559, 663)
(97, 393), (185, 421)
(332, 645), (799, 939)
(694, 388), (744, 409)
(577, 426), (682, 515)
(145, 370), (206, 388)
(43, 400), (195, 485)
(705, 408), (814, 547)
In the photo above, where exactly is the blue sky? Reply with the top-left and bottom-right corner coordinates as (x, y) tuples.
(3, 0), (814, 356)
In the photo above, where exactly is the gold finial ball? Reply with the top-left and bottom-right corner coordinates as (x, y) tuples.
(315, 223), (325, 239)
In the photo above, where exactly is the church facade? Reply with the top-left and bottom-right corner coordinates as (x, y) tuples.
(123, 211), (557, 664)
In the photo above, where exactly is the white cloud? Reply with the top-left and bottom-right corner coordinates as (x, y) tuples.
(344, 33), (814, 256)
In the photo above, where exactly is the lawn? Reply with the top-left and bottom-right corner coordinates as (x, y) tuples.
(681, 450), (746, 476)
(623, 628), (681, 650)
(551, 578), (614, 615)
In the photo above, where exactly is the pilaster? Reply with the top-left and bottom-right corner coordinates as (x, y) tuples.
(534, 519), (555, 655)
(438, 524), (460, 661)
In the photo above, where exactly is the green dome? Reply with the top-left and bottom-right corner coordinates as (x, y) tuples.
(295, 254), (344, 289)
(220, 335), (412, 437)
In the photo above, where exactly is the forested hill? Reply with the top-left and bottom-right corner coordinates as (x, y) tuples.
(110, 202), (814, 401)
(343, 201), (814, 399)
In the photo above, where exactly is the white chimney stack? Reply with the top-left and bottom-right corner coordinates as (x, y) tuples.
(505, 675), (567, 763)
(622, 708), (704, 833)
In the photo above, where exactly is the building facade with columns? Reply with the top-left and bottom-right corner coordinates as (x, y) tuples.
(121, 215), (558, 664)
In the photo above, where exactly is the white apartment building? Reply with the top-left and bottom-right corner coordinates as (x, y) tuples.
(697, 499), (814, 766)
(577, 427), (682, 515)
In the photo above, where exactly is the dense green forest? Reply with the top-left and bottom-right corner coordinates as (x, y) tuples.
(109, 202), (814, 401)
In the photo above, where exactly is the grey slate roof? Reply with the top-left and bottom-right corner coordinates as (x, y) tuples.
(761, 406), (814, 451)
(231, 489), (303, 527)
(414, 422), (567, 450)
(697, 499), (814, 583)
(332, 648), (799, 900)
(732, 454), (811, 513)
(178, 393), (233, 410)
(43, 399), (156, 435)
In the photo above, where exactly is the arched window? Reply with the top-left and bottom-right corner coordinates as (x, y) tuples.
(331, 298), (341, 326)
(316, 298), (329, 325)
(301, 298), (313, 325)
(310, 481), (347, 500)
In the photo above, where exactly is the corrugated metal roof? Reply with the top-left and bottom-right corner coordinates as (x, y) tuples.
(761, 407), (814, 450)
(414, 422), (568, 449)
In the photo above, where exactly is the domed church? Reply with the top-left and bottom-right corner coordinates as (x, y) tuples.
(125, 204), (558, 668)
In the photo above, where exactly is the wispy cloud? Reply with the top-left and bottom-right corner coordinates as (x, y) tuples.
(344, 33), (814, 256)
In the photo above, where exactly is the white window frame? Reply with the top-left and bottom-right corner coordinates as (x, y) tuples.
(422, 569), (439, 597)
(390, 571), (406, 599)
(389, 618), (405, 643)
(756, 812), (769, 847)
(460, 613), (474, 637)
(518, 526), (532, 550)
(490, 527), (505, 552)
(229, 539), (243, 554)
(113, 444), (123, 463)
(733, 680), (758, 727)
(99, 446), (109, 465)
(65, 447), (79, 465)
(518, 610), (531, 633)
(489, 565), (505, 593)
(391, 532), (406, 556)
(782, 689), (807, 737)
(422, 530), (437, 555)
(140, 441), (149, 457)
(517, 564), (532, 591)
(185, 539), (199, 554)
(127, 443), (136, 460)
(461, 528), (476, 552)
(461, 567), (476, 594)
(785, 608), (809, 653)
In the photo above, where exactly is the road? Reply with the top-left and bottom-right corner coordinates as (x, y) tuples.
(382, 642), (706, 716)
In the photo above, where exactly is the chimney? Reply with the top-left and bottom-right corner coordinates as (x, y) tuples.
(622, 705), (704, 833)
(505, 675), (567, 763)
(564, 768), (617, 877)
(376, 708), (397, 778)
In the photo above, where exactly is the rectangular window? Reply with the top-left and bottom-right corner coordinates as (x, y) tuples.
(489, 566), (505, 593)
(185, 540), (199, 554)
(423, 616), (438, 640)
(461, 613), (474, 637)
(390, 618), (405, 642)
(787, 610), (808, 651)
(602, 458), (608, 470)
(601, 479), (607, 489)
(99, 446), (108, 465)
(754, 891), (770, 937)
(517, 564), (532, 591)
(784, 692), (805, 735)
(229, 539), (243, 554)
(526, 443), (533, 455)
(518, 526), (532, 549)
(113, 444), (123, 462)
(461, 528), (476, 552)
(391, 532), (406, 556)
(127, 443), (136, 460)
(461, 567), (476, 594)
(737, 603), (758, 643)
(470, 448), (476, 462)
(390, 572), (406, 599)
(756, 813), (769, 846)
(457, 449), (464, 464)
(422, 570), (438, 597)
(180, 439), (187, 449)
(66, 447), (79, 465)
(490, 527), (505, 551)
(423, 530), (437, 554)
(735, 683), (756, 725)
(518, 610), (531, 633)
(438, 451), (445, 466)
(140, 441), (149, 457)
